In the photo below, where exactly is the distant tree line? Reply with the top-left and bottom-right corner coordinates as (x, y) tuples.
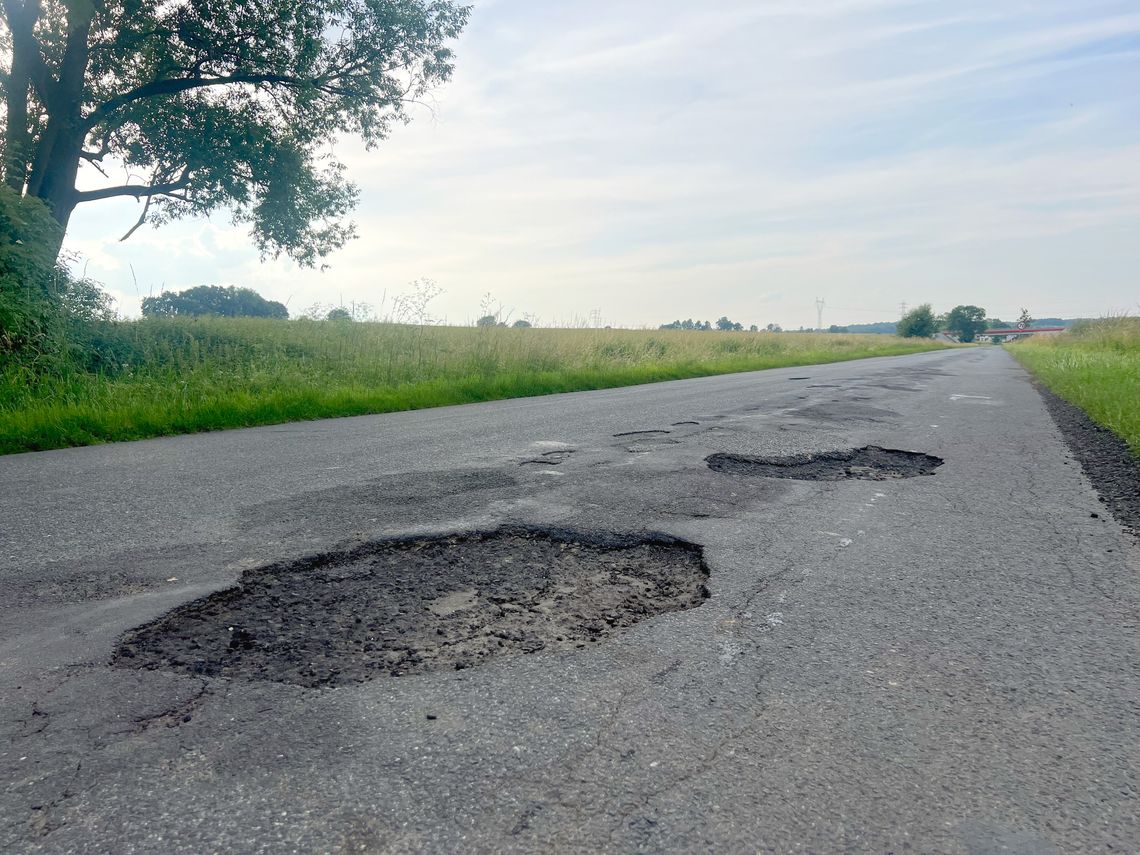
(894, 305), (1042, 341)
(141, 285), (288, 319)
(660, 316), (764, 332)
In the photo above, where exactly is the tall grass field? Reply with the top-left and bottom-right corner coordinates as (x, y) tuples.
(0, 318), (946, 454)
(1010, 317), (1140, 456)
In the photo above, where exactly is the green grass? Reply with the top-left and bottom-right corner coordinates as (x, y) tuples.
(1010, 317), (1140, 456)
(0, 318), (947, 454)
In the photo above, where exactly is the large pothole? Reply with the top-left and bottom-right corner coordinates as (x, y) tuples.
(706, 446), (943, 480)
(113, 529), (709, 687)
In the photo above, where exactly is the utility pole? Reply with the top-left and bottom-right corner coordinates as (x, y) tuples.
(899, 301), (908, 317)
(815, 298), (826, 332)
(589, 308), (602, 329)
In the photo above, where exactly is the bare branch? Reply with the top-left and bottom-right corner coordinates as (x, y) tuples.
(119, 193), (152, 241)
(75, 165), (191, 204)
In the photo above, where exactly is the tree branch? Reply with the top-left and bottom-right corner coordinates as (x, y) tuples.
(119, 192), (153, 241)
(85, 70), (323, 128)
(79, 140), (112, 161)
(74, 167), (191, 204)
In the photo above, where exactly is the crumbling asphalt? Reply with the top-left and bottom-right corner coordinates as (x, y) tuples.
(113, 529), (709, 688)
(1, 346), (1136, 853)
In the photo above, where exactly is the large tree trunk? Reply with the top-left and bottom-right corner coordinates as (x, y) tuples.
(3, 57), (31, 192)
(1, 0), (42, 192)
(17, 1), (94, 252)
(30, 122), (85, 233)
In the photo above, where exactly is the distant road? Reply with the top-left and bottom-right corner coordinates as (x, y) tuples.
(1, 347), (1136, 852)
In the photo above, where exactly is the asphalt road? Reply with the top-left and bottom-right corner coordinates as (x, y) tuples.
(1, 347), (1136, 853)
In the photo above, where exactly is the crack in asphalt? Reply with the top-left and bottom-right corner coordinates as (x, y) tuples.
(26, 761), (83, 839)
(130, 679), (213, 733)
(505, 562), (810, 845)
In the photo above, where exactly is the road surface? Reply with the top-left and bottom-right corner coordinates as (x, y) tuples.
(1, 346), (1136, 852)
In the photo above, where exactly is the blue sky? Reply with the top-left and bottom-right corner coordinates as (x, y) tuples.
(65, 0), (1140, 328)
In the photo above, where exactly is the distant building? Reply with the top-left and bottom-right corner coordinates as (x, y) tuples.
(982, 326), (1067, 343)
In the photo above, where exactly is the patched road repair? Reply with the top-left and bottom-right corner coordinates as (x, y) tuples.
(1, 347), (1136, 852)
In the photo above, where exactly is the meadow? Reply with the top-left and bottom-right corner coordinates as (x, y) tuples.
(1010, 317), (1140, 455)
(0, 318), (945, 454)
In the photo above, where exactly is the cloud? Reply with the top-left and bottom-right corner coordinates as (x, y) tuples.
(63, 0), (1140, 327)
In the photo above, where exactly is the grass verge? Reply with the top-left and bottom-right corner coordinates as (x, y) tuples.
(1, 319), (946, 454)
(1009, 317), (1140, 456)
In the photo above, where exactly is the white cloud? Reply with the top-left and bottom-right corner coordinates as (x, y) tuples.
(63, 0), (1140, 327)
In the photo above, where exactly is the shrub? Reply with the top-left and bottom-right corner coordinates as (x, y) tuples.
(897, 304), (937, 338)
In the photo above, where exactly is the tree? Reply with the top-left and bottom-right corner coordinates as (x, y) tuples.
(1017, 307), (1034, 328)
(765, 323), (782, 332)
(897, 303), (937, 338)
(0, 0), (471, 264)
(511, 319), (531, 328)
(326, 306), (352, 322)
(944, 305), (987, 342)
(141, 285), (287, 318)
(713, 316), (745, 331)
(475, 314), (498, 327)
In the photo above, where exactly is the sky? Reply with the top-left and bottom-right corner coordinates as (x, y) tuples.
(64, 0), (1140, 329)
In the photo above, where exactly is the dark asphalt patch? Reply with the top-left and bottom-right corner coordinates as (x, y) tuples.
(614, 429), (671, 437)
(863, 382), (922, 392)
(706, 446), (944, 480)
(112, 529), (709, 688)
(786, 402), (899, 423)
(1035, 382), (1140, 535)
(519, 450), (574, 465)
(241, 469), (518, 537)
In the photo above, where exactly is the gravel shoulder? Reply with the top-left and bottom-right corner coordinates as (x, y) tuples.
(1034, 380), (1140, 535)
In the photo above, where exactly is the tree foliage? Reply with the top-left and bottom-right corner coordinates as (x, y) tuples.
(0, 0), (471, 264)
(141, 285), (288, 318)
(660, 318), (713, 330)
(1, 183), (113, 364)
(944, 304), (987, 342)
(897, 303), (937, 338)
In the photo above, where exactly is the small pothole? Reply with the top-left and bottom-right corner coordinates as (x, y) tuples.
(706, 446), (943, 480)
(112, 529), (709, 688)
